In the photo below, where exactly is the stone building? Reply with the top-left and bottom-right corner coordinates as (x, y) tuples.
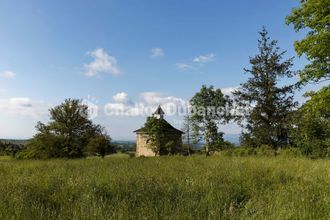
(134, 106), (183, 157)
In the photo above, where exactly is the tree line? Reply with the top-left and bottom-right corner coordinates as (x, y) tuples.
(181, 0), (329, 157)
(5, 0), (329, 159)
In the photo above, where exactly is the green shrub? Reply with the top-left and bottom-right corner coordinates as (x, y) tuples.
(279, 147), (303, 158)
(256, 145), (276, 157)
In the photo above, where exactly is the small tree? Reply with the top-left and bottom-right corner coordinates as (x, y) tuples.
(87, 134), (114, 158)
(190, 85), (232, 155)
(181, 115), (199, 155)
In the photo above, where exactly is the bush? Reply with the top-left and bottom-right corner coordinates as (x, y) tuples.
(279, 147), (303, 158)
(181, 144), (195, 156)
(222, 147), (257, 157)
(86, 135), (115, 158)
(221, 146), (306, 158)
(292, 86), (330, 158)
(0, 141), (24, 157)
(256, 145), (276, 157)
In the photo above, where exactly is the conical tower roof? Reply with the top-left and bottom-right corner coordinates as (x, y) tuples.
(134, 105), (183, 134)
(153, 105), (165, 116)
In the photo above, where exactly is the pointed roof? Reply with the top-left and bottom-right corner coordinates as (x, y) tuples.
(134, 106), (183, 134)
(153, 105), (165, 116)
(134, 118), (183, 134)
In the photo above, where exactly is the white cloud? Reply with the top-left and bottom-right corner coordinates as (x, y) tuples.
(104, 92), (188, 117)
(175, 63), (194, 71)
(139, 92), (163, 105)
(193, 53), (216, 63)
(104, 103), (127, 112)
(0, 97), (49, 117)
(104, 102), (142, 116)
(175, 53), (216, 72)
(84, 48), (121, 77)
(106, 89), (238, 117)
(0, 71), (16, 79)
(151, 47), (164, 58)
(140, 92), (186, 107)
(113, 92), (129, 103)
(221, 87), (239, 96)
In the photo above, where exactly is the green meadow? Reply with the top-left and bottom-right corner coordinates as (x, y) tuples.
(0, 155), (329, 219)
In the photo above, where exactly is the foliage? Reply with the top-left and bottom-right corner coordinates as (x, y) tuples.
(181, 115), (198, 145)
(278, 147), (303, 158)
(0, 141), (24, 156)
(142, 117), (181, 155)
(0, 141), (5, 156)
(17, 99), (110, 159)
(292, 85), (330, 157)
(286, 1), (330, 157)
(286, 0), (330, 83)
(190, 85), (232, 155)
(221, 146), (305, 157)
(222, 145), (276, 157)
(0, 156), (329, 219)
(181, 115), (195, 155)
(181, 144), (195, 156)
(233, 28), (297, 149)
(86, 134), (115, 158)
(112, 141), (136, 153)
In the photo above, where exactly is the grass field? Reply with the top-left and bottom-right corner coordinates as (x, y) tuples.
(0, 155), (329, 219)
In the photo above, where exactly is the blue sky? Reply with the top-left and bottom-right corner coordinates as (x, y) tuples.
(0, 0), (324, 140)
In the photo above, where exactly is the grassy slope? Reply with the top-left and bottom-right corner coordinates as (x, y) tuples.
(0, 155), (329, 219)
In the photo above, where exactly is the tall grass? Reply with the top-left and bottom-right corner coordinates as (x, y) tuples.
(0, 155), (329, 219)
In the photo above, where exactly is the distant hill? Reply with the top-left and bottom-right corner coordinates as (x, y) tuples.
(224, 134), (240, 145)
(112, 140), (136, 152)
(0, 135), (240, 148)
(0, 139), (30, 145)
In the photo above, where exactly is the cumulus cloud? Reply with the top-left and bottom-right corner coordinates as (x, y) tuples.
(104, 103), (127, 112)
(193, 53), (216, 63)
(113, 92), (129, 103)
(140, 92), (186, 107)
(104, 92), (188, 116)
(0, 71), (16, 79)
(151, 47), (164, 58)
(84, 48), (121, 77)
(0, 97), (48, 117)
(139, 92), (163, 105)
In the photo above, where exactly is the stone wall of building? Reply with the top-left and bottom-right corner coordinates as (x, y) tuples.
(135, 133), (183, 157)
(135, 134), (156, 157)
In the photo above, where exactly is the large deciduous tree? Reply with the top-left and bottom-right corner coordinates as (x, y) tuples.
(286, 1), (330, 157)
(190, 85), (232, 155)
(19, 99), (110, 159)
(233, 28), (298, 149)
(292, 85), (330, 157)
(286, 0), (330, 83)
